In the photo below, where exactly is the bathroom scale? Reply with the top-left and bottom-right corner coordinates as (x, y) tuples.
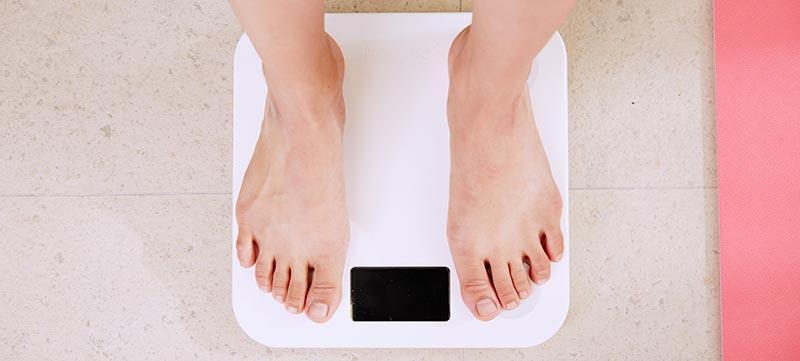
(231, 13), (569, 348)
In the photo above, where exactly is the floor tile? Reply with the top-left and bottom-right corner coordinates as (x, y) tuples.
(0, 195), (244, 359)
(561, 0), (716, 189)
(0, 1), (240, 195)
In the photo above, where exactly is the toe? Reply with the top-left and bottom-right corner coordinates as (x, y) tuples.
(526, 243), (552, 285)
(271, 261), (290, 304)
(284, 263), (309, 314)
(236, 229), (256, 268)
(454, 257), (501, 321)
(489, 260), (520, 310)
(510, 259), (532, 299)
(254, 251), (275, 292)
(304, 261), (343, 323)
(542, 225), (565, 262)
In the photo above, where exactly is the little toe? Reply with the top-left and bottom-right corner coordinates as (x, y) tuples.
(489, 260), (520, 310)
(271, 261), (290, 304)
(510, 259), (532, 299)
(454, 258), (501, 321)
(542, 225), (565, 262)
(236, 230), (257, 268)
(304, 261), (343, 323)
(254, 253), (275, 293)
(526, 245), (552, 285)
(284, 264), (308, 314)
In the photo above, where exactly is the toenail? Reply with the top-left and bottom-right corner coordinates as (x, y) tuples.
(535, 277), (549, 285)
(476, 299), (497, 316)
(287, 306), (299, 314)
(506, 301), (518, 310)
(519, 291), (529, 299)
(309, 303), (328, 319)
(258, 285), (269, 292)
(274, 295), (285, 303)
(555, 253), (563, 262)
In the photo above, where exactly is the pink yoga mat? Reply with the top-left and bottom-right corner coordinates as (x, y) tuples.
(715, 1), (800, 359)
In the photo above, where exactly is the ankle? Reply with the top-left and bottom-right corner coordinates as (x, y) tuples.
(448, 27), (533, 98)
(263, 69), (344, 112)
(448, 83), (528, 135)
(261, 33), (345, 106)
(265, 90), (346, 136)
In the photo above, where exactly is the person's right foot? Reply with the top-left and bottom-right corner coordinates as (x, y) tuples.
(235, 35), (350, 323)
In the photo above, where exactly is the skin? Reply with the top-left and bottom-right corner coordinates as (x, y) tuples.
(229, 0), (348, 323)
(228, 0), (575, 323)
(446, 0), (576, 321)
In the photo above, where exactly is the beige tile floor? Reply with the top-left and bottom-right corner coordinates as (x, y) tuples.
(0, 0), (719, 359)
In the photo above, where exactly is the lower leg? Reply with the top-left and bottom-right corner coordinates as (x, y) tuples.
(228, 0), (338, 100)
(447, 0), (574, 321)
(460, 0), (575, 92)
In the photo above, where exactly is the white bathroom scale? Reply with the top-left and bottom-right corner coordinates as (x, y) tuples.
(232, 13), (569, 348)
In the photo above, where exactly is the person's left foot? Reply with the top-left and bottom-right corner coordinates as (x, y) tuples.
(446, 27), (564, 321)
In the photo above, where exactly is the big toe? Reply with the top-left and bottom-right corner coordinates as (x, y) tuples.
(304, 261), (343, 323)
(454, 257), (501, 321)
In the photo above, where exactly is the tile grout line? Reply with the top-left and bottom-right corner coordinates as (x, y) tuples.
(0, 186), (717, 198)
(0, 192), (230, 198)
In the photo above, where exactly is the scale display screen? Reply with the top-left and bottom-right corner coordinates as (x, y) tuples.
(350, 267), (450, 322)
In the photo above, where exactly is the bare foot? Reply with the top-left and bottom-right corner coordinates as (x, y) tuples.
(446, 27), (564, 321)
(235, 35), (349, 323)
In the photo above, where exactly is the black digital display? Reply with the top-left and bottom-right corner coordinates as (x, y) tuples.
(350, 267), (450, 322)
